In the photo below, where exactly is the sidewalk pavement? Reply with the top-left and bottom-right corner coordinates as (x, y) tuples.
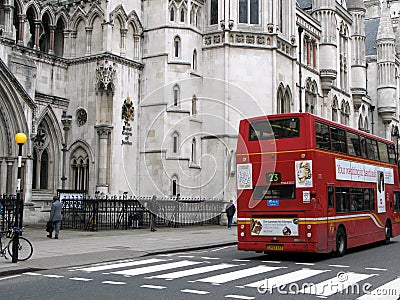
(0, 224), (237, 277)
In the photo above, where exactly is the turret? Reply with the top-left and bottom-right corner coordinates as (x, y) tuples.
(376, 3), (396, 136)
(347, 0), (367, 111)
(311, 0), (337, 95)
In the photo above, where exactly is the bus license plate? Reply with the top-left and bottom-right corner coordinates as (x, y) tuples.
(266, 244), (284, 251)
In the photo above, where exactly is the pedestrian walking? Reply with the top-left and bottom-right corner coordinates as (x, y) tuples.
(47, 195), (63, 239)
(225, 200), (236, 229)
(150, 195), (158, 232)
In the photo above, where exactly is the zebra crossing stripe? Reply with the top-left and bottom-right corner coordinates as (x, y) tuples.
(75, 258), (165, 272)
(298, 272), (376, 297)
(357, 277), (400, 300)
(197, 266), (285, 284)
(245, 268), (330, 289)
(150, 263), (238, 279)
(112, 260), (203, 276)
(181, 289), (210, 295)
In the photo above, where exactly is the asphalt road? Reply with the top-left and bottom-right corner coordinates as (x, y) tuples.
(0, 237), (399, 300)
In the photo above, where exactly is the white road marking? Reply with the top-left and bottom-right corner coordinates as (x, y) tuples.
(295, 262), (315, 266)
(197, 266), (285, 284)
(364, 267), (387, 271)
(43, 275), (64, 278)
(181, 289), (210, 295)
(149, 263), (237, 279)
(225, 295), (255, 299)
(141, 284), (167, 290)
(262, 261), (282, 264)
(102, 281), (126, 285)
(112, 260), (202, 276)
(201, 257), (220, 260)
(24, 272), (42, 276)
(76, 258), (165, 272)
(328, 264), (350, 268)
(70, 277), (93, 282)
(0, 275), (21, 281)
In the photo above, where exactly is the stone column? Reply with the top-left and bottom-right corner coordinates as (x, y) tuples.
(48, 25), (55, 54)
(63, 30), (70, 58)
(120, 28), (127, 57)
(70, 30), (77, 58)
(95, 125), (112, 194)
(33, 20), (41, 50)
(3, 4), (12, 37)
(18, 14), (25, 45)
(85, 26), (92, 55)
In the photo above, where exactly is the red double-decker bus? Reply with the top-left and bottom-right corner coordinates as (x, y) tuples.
(236, 113), (400, 256)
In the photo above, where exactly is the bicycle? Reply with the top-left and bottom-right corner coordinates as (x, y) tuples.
(0, 228), (33, 261)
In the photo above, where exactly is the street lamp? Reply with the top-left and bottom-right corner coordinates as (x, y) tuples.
(12, 132), (27, 263)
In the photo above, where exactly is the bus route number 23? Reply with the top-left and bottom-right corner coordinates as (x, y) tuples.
(266, 172), (281, 183)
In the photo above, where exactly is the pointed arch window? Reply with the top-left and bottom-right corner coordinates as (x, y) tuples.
(305, 79), (317, 114)
(174, 36), (181, 58)
(40, 150), (49, 189)
(358, 115), (364, 131)
(192, 49), (197, 70)
(181, 8), (185, 22)
(341, 101), (350, 126)
(70, 147), (89, 191)
(32, 123), (51, 191)
(172, 132), (180, 154)
(332, 98), (339, 122)
(170, 7), (175, 21)
(172, 175), (179, 196)
(191, 138), (197, 163)
(173, 84), (180, 106)
(277, 84), (290, 113)
(192, 95), (197, 115)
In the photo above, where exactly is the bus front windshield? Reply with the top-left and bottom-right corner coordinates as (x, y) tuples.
(249, 118), (300, 141)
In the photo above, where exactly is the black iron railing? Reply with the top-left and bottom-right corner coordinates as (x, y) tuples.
(61, 196), (225, 231)
(0, 194), (18, 231)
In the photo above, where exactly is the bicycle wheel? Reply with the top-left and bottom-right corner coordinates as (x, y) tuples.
(7, 237), (33, 261)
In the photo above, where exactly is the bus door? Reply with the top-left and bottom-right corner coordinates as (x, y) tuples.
(393, 191), (400, 236)
(327, 185), (336, 243)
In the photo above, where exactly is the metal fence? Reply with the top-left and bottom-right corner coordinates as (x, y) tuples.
(60, 196), (225, 231)
(0, 194), (18, 231)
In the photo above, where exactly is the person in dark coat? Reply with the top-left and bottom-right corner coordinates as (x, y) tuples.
(47, 196), (63, 239)
(225, 200), (236, 229)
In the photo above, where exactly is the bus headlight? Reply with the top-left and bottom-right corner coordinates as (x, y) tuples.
(307, 233), (312, 238)
(240, 225), (245, 229)
(307, 225), (312, 230)
(240, 232), (245, 237)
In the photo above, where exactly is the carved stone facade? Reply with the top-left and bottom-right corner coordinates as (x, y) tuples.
(0, 0), (399, 222)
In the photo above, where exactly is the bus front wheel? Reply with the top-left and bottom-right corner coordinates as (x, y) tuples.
(336, 227), (346, 257)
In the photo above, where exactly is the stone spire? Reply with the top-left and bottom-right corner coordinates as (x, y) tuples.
(377, 3), (395, 40)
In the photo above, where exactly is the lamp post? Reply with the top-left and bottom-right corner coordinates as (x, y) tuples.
(12, 132), (27, 263)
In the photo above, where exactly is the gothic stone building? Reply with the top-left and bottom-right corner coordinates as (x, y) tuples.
(0, 0), (399, 221)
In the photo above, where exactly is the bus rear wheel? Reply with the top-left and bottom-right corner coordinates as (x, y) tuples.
(336, 227), (346, 257)
(384, 221), (391, 245)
